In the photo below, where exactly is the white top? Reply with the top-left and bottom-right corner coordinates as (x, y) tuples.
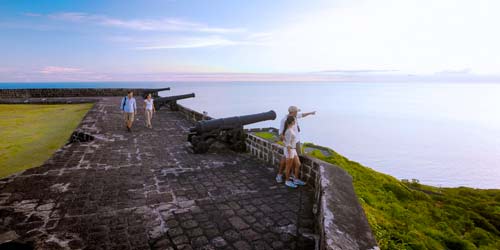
(280, 113), (303, 142)
(144, 99), (154, 110)
(284, 128), (298, 149)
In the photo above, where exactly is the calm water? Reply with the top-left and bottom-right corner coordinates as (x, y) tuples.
(2, 82), (499, 189)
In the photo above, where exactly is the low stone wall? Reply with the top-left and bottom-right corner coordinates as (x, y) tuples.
(0, 87), (170, 99)
(245, 129), (379, 250)
(177, 103), (214, 121)
(245, 127), (320, 186)
(0, 97), (100, 104)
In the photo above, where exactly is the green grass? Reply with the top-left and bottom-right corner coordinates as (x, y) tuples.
(0, 104), (93, 178)
(254, 131), (276, 140)
(303, 143), (500, 250)
(254, 131), (284, 145)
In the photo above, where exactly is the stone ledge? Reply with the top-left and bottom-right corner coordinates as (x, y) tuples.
(0, 97), (100, 104)
(177, 103), (213, 122)
(0, 87), (169, 99)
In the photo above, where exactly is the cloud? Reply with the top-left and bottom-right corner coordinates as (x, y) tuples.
(314, 69), (400, 75)
(435, 69), (473, 75)
(0, 67), (13, 73)
(46, 12), (244, 33)
(133, 36), (265, 50)
(23, 12), (268, 50)
(39, 66), (82, 74)
(23, 12), (42, 17)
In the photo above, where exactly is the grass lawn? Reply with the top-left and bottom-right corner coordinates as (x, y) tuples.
(253, 132), (500, 249)
(0, 104), (93, 178)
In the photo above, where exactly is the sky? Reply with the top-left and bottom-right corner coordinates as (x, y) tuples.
(0, 0), (499, 82)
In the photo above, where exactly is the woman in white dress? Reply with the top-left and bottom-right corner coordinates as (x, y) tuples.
(144, 93), (156, 128)
(283, 116), (306, 188)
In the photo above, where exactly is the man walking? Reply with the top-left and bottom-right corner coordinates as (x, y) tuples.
(120, 91), (137, 132)
(276, 106), (316, 183)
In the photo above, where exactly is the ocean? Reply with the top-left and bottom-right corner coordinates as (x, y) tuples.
(2, 81), (499, 189)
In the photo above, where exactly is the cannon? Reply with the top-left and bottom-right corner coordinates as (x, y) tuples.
(188, 110), (277, 153)
(141, 87), (170, 99)
(154, 93), (195, 111)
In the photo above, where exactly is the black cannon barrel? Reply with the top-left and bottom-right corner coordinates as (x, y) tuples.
(154, 87), (171, 92)
(157, 93), (195, 102)
(190, 110), (276, 134)
(141, 87), (170, 98)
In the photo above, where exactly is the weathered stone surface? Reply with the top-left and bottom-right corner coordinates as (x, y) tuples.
(318, 164), (379, 250)
(0, 97), (315, 249)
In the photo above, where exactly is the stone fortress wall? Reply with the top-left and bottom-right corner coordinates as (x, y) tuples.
(0, 87), (170, 99)
(0, 88), (379, 250)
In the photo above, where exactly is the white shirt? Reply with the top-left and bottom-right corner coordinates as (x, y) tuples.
(144, 99), (154, 110)
(280, 113), (304, 142)
(284, 129), (298, 149)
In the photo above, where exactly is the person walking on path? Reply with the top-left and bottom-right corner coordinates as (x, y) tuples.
(144, 93), (156, 128)
(276, 105), (316, 184)
(120, 91), (137, 132)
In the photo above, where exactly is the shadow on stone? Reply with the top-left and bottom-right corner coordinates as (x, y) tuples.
(67, 131), (95, 144)
(0, 241), (34, 250)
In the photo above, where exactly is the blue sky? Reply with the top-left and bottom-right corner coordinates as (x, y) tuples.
(0, 0), (499, 82)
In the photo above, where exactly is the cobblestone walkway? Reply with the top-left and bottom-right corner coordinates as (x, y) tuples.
(0, 97), (315, 250)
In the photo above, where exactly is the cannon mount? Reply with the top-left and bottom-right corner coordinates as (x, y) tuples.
(187, 110), (276, 154)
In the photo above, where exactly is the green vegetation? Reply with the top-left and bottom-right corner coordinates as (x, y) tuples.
(305, 143), (500, 250)
(254, 131), (276, 140)
(254, 131), (284, 145)
(0, 104), (93, 178)
(253, 132), (500, 249)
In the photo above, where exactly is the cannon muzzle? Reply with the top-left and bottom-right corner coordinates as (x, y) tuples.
(155, 93), (195, 110)
(157, 93), (195, 102)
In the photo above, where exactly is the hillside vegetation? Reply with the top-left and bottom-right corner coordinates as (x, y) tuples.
(305, 143), (500, 250)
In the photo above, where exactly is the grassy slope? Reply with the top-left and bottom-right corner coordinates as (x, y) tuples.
(254, 132), (500, 249)
(0, 104), (93, 178)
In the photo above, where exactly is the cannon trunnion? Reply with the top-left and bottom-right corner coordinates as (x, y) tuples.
(155, 93), (195, 111)
(188, 110), (277, 153)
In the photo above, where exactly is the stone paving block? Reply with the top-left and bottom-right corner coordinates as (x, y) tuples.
(222, 230), (241, 242)
(211, 236), (228, 248)
(233, 240), (252, 250)
(241, 228), (261, 241)
(228, 216), (250, 230)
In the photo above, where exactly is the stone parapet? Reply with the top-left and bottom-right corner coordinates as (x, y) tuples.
(0, 87), (170, 99)
(177, 103), (213, 122)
